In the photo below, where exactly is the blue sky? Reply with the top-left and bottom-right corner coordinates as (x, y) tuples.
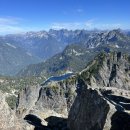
(0, 0), (130, 34)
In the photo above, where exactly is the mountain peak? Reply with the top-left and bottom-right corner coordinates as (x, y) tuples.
(80, 51), (130, 89)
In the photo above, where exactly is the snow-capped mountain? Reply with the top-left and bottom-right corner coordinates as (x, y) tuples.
(0, 42), (41, 75)
(0, 29), (130, 76)
(1, 30), (92, 59)
(0, 29), (102, 60)
(17, 29), (130, 77)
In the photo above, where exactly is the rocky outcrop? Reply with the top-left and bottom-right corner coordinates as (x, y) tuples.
(80, 52), (130, 89)
(16, 85), (41, 118)
(68, 80), (130, 130)
(35, 79), (76, 115)
(16, 77), (76, 128)
(5, 51), (130, 130)
(68, 52), (130, 130)
(0, 91), (22, 130)
(35, 83), (68, 116)
(68, 83), (110, 130)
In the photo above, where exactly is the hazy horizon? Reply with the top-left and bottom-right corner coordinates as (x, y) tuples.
(0, 0), (130, 34)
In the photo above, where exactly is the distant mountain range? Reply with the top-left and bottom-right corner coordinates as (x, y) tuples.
(1, 29), (130, 130)
(0, 42), (41, 75)
(0, 29), (99, 76)
(0, 29), (130, 76)
(17, 29), (130, 77)
(1, 29), (97, 60)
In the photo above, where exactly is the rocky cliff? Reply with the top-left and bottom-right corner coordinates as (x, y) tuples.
(68, 52), (130, 130)
(17, 29), (130, 78)
(0, 90), (37, 130)
(2, 51), (130, 130)
(16, 85), (41, 118)
(80, 52), (130, 89)
(16, 76), (77, 129)
(0, 91), (25, 130)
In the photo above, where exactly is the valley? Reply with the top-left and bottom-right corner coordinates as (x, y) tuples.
(1, 0), (130, 129)
(0, 29), (130, 130)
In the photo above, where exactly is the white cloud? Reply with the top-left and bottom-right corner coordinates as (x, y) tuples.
(51, 22), (82, 30)
(51, 19), (94, 30)
(76, 9), (83, 13)
(63, 8), (84, 15)
(0, 17), (25, 34)
(51, 19), (122, 30)
(0, 17), (20, 25)
(85, 19), (95, 29)
(99, 23), (122, 29)
(0, 16), (123, 34)
(0, 25), (24, 34)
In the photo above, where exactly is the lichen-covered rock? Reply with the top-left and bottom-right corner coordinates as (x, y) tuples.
(68, 82), (110, 130)
(7, 51), (130, 130)
(35, 83), (68, 116)
(0, 91), (22, 130)
(68, 82), (130, 130)
(80, 52), (130, 89)
(16, 85), (41, 118)
(16, 78), (76, 121)
(68, 52), (130, 130)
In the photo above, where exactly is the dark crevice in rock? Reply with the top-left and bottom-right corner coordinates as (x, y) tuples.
(110, 111), (130, 130)
(109, 64), (117, 82)
(24, 114), (44, 129)
(107, 59), (111, 70)
(68, 87), (110, 130)
(106, 95), (130, 104)
(117, 52), (122, 61)
(45, 116), (69, 130)
(102, 93), (130, 111)
(24, 114), (69, 130)
(37, 87), (42, 101)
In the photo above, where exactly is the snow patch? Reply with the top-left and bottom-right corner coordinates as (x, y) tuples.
(39, 32), (49, 39)
(25, 31), (49, 39)
(26, 52), (32, 56)
(6, 43), (16, 49)
(59, 56), (63, 60)
(96, 42), (101, 47)
(115, 44), (119, 48)
(0, 79), (4, 83)
(68, 49), (84, 56)
(89, 45), (95, 49)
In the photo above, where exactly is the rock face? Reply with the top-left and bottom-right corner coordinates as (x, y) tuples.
(0, 91), (22, 130)
(68, 52), (130, 130)
(0, 42), (41, 76)
(16, 76), (77, 126)
(17, 29), (130, 78)
(80, 52), (130, 89)
(68, 83), (130, 130)
(68, 83), (110, 130)
(3, 51), (130, 130)
(35, 78), (76, 115)
(35, 84), (68, 116)
(16, 85), (41, 118)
